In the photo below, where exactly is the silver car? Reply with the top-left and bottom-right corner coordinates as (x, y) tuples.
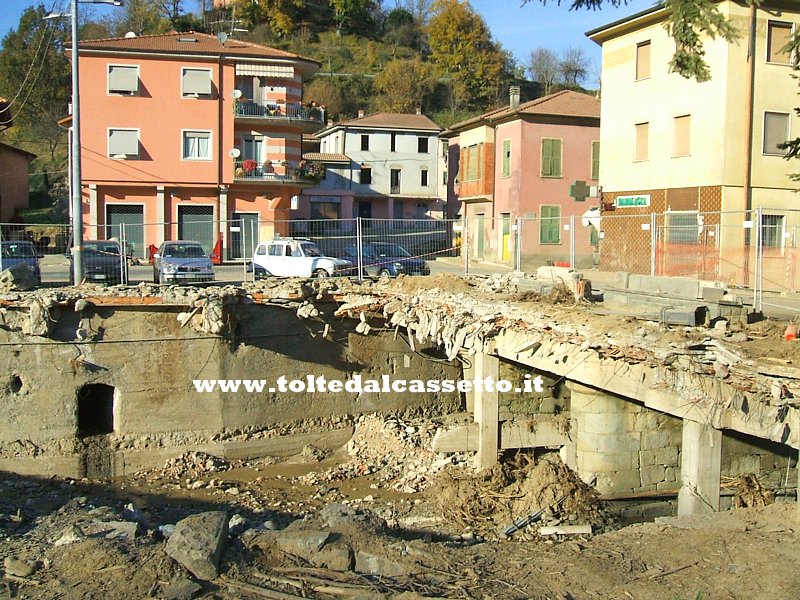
(153, 241), (214, 284)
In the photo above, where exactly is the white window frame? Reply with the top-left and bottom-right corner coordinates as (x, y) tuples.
(181, 129), (213, 161)
(763, 111), (791, 156)
(761, 213), (786, 250)
(181, 67), (213, 98)
(107, 127), (140, 159)
(420, 167), (429, 187)
(107, 64), (139, 95)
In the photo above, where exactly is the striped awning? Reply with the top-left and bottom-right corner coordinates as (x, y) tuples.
(235, 63), (294, 77)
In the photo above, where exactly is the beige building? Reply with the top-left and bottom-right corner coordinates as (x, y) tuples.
(588, 0), (800, 287)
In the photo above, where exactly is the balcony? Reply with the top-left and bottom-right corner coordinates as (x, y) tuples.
(233, 160), (321, 187)
(233, 101), (325, 133)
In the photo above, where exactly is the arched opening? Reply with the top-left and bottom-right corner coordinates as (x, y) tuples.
(7, 374), (22, 394)
(76, 384), (115, 437)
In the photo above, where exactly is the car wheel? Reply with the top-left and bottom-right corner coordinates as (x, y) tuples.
(313, 269), (329, 279)
(158, 271), (167, 285)
(379, 268), (392, 280)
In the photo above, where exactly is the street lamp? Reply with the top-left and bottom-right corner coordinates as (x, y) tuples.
(49, 0), (123, 284)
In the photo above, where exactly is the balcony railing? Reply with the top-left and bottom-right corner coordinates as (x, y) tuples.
(233, 160), (319, 185)
(233, 101), (324, 123)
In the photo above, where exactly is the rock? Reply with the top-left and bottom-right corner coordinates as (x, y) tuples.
(228, 514), (246, 533)
(159, 524), (176, 538)
(3, 556), (35, 577)
(354, 551), (407, 577)
(313, 541), (354, 571)
(0, 263), (37, 292)
(225, 487), (240, 496)
(165, 511), (228, 581)
(54, 524), (85, 546)
(102, 520), (140, 539)
(162, 577), (202, 600)
(275, 529), (330, 559)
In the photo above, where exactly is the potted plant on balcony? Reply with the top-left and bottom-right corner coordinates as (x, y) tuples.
(242, 159), (258, 174)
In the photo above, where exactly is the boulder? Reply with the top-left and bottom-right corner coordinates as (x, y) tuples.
(165, 511), (228, 581)
(0, 263), (37, 292)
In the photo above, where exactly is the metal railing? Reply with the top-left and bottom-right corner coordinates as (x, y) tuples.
(233, 101), (324, 123)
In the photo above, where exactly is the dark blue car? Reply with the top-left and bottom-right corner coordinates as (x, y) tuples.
(0, 240), (41, 285)
(342, 242), (430, 278)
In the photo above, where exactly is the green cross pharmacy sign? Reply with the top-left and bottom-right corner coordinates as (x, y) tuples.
(615, 194), (650, 208)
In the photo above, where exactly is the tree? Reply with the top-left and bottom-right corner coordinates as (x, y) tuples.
(521, 0), (739, 82)
(383, 7), (423, 51)
(107, 0), (167, 36)
(398, 0), (436, 24)
(374, 58), (435, 113)
(151, 0), (185, 29)
(0, 6), (71, 165)
(527, 48), (559, 94)
(560, 46), (589, 86)
(330, 0), (380, 36)
(426, 0), (505, 112)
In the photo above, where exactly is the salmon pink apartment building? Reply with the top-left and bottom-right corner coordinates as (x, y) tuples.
(75, 32), (323, 260)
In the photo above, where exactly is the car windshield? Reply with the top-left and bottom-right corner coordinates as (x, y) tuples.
(85, 242), (120, 255)
(1, 243), (36, 258)
(164, 245), (206, 258)
(370, 244), (410, 257)
(301, 243), (321, 257)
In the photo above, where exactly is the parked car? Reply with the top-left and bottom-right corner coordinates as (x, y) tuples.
(252, 237), (352, 278)
(0, 240), (41, 285)
(71, 240), (128, 284)
(341, 241), (430, 278)
(153, 241), (215, 284)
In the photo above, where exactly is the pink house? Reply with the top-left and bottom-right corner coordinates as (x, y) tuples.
(0, 143), (36, 222)
(446, 89), (601, 269)
(76, 32), (322, 259)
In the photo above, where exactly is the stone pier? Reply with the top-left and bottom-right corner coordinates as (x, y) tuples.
(473, 351), (500, 471)
(678, 420), (722, 515)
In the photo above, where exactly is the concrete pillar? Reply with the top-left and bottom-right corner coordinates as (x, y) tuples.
(473, 351), (499, 471)
(156, 186), (166, 246)
(678, 419), (722, 515)
(461, 354), (475, 413)
(88, 185), (98, 239)
(568, 382), (642, 495)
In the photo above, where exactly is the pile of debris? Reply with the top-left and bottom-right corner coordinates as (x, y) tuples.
(132, 451), (237, 484)
(435, 453), (618, 540)
(296, 415), (462, 493)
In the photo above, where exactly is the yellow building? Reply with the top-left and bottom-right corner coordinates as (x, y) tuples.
(588, 0), (800, 288)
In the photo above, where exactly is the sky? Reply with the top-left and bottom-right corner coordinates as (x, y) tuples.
(0, 0), (658, 74)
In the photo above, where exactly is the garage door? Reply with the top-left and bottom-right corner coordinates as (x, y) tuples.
(178, 206), (214, 254)
(106, 205), (144, 258)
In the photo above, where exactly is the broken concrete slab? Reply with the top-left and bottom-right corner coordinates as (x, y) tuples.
(355, 551), (407, 578)
(0, 263), (38, 292)
(165, 511), (228, 581)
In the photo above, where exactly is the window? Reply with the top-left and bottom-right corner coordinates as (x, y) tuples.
(420, 168), (428, 187)
(767, 21), (794, 65)
(541, 138), (562, 177)
(465, 144), (481, 181)
(418, 136), (429, 153)
(107, 65), (139, 94)
(268, 244), (283, 256)
(359, 166), (372, 184)
(361, 134), (370, 151)
(182, 130), (211, 160)
(108, 128), (139, 158)
(636, 41), (651, 80)
(764, 111), (790, 155)
(390, 133), (397, 152)
(539, 205), (561, 244)
(673, 115), (691, 157)
(502, 139), (511, 178)
(634, 122), (649, 161)
(591, 140), (600, 180)
(665, 212), (699, 243)
(761, 214), (785, 248)
(181, 68), (212, 97)
(391, 168), (401, 194)
(442, 170), (448, 185)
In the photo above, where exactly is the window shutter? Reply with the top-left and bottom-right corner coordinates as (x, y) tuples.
(108, 65), (138, 93)
(552, 139), (562, 177)
(591, 141), (600, 180)
(502, 139), (511, 177)
(541, 139), (552, 176)
(108, 129), (139, 156)
(764, 112), (789, 155)
(182, 69), (212, 95)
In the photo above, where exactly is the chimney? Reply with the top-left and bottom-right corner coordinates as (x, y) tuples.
(357, 109), (365, 118)
(510, 85), (521, 109)
(415, 107), (421, 115)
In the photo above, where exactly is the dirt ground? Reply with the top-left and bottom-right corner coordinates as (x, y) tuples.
(1, 416), (797, 600)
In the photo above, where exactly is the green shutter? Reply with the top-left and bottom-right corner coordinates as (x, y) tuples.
(502, 139), (511, 177)
(591, 141), (600, 180)
(539, 205), (561, 244)
(541, 139), (552, 176)
(552, 139), (562, 177)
